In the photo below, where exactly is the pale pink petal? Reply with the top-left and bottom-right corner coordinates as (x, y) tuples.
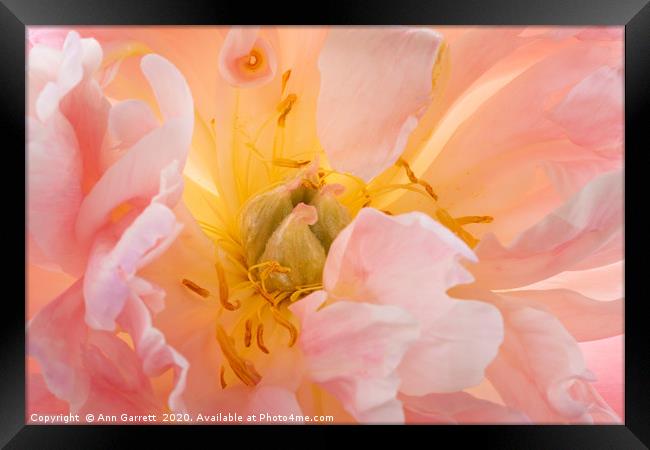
(402, 391), (529, 424)
(27, 27), (68, 50)
(27, 279), (169, 416)
(485, 294), (620, 423)
(27, 116), (84, 274)
(497, 289), (622, 342)
(579, 336), (624, 419)
(472, 169), (623, 289)
(77, 330), (163, 418)
(548, 66), (623, 150)
(117, 290), (189, 413)
(108, 99), (158, 150)
(398, 37), (622, 243)
(291, 291), (418, 423)
(75, 54), (193, 244)
(398, 300), (503, 395)
(246, 386), (303, 421)
(317, 27), (444, 181)
(218, 27), (277, 88)
(27, 281), (90, 411)
(27, 374), (70, 419)
(324, 208), (501, 395)
(325, 208), (475, 321)
(35, 32), (83, 121)
(83, 201), (182, 331)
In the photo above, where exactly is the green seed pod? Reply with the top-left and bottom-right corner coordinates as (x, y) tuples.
(239, 186), (294, 266)
(259, 203), (326, 292)
(290, 183), (317, 206)
(309, 184), (351, 252)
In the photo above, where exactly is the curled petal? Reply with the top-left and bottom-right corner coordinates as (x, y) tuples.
(28, 281), (90, 411)
(218, 27), (277, 88)
(548, 66), (623, 151)
(27, 116), (84, 273)
(117, 291), (189, 413)
(108, 99), (158, 150)
(317, 27), (444, 181)
(398, 300), (503, 395)
(83, 201), (182, 331)
(472, 169), (623, 289)
(498, 289), (622, 342)
(402, 391), (529, 424)
(75, 54), (193, 244)
(325, 208), (475, 320)
(291, 292), (419, 423)
(486, 295), (620, 423)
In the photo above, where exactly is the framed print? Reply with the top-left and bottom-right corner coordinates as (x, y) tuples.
(3, 0), (649, 447)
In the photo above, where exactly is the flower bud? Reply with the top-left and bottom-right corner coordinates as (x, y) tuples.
(309, 184), (351, 251)
(259, 203), (326, 292)
(239, 186), (294, 265)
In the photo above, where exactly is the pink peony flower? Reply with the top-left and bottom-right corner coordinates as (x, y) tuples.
(27, 26), (623, 424)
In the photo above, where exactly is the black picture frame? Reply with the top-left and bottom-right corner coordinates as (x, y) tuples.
(3, 0), (649, 447)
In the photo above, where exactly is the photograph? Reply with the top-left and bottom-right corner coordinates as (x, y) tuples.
(25, 25), (625, 426)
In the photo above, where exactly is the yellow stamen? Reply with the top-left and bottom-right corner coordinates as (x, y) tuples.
(215, 261), (240, 311)
(455, 215), (494, 225)
(277, 94), (297, 127)
(256, 323), (270, 354)
(181, 279), (210, 298)
(219, 365), (227, 389)
(270, 307), (298, 347)
(244, 319), (253, 347)
(289, 284), (323, 303)
(281, 69), (292, 94)
(270, 157), (310, 168)
(215, 325), (261, 387)
(435, 208), (479, 248)
(396, 158), (438, 201)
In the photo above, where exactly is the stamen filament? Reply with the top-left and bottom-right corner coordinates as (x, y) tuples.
(181, 279), (210, 298)
(395, 158), (438, 200)
(215, 261), (240, 311)
(455, 215), (494, 225)
(256, 324), (270, 354)
(244, 319), (253, 347)
(219, 365), (227, 389)
(270, 307), (298, 347)
(216, 325), (262, 387)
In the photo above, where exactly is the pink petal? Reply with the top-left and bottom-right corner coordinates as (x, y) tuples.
(246, 386), (303, 421)
(218, 27), (278, 88)
(317, 28), (444, 181)
(28, 280), (168, 416)
(472, 169), (623, 289)
(548, 66), (623, 150)
(579, 336), (624, 419)
(401, 36), (622, 243)
(291, 292), (418, 423)
(398, 300), (503, 395)
(497, 289), (622, 342)
(325, 208), (475, 321)
(83, 201), (182, 330)
(107, 99), (158, 150)
(117, 290), (189, 413)
(402, 391), (529, 424)
(486, 294), (620, 423)
(77, 330), (163, 418)
(27, 280), (90, 411)
(27, 374), (69, 420)
(75, 54), (193, 244)
(27, 116), (84, 274)
(324, 208), (502, 395)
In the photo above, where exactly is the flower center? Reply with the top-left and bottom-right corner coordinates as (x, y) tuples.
(239, 170), (351, 293)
